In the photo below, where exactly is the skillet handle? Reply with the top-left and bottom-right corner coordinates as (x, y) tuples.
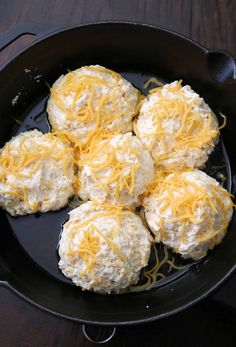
(0, 22), (54, 53)
(0, 256), (10, 285)
(82, 325), (116, 344)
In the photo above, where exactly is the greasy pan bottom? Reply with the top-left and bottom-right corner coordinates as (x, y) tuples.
(0, 22), (236, 325)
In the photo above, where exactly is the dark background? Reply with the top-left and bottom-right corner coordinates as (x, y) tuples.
(0, 1), (236, 346)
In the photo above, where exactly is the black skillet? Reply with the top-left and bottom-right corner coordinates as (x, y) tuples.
(0, 21), (236, 343)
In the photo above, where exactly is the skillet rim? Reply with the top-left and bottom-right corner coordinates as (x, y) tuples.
(1, 264), (236, 326)
(2, 19), (235, 73)
(0, 20), (235, 325)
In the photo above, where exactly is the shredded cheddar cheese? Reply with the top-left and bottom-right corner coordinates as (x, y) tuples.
(0, 132), (74, 210)
(48, 65), (142, 150)
(75, 228), (100, 272)
(66, 204), (134, 274)
(78, 133), (142, 201)
(134, 80), (220, 166)
(144, 169), (234, 249)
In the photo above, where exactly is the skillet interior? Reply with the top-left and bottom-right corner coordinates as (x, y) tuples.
(0, 22), (236, 325)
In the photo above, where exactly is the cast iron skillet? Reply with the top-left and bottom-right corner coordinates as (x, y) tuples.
(0, 21), (236, 342)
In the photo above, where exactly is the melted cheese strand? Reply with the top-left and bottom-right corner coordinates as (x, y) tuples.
(126, 244), (183, 293)
(144, 77), (164, 89)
